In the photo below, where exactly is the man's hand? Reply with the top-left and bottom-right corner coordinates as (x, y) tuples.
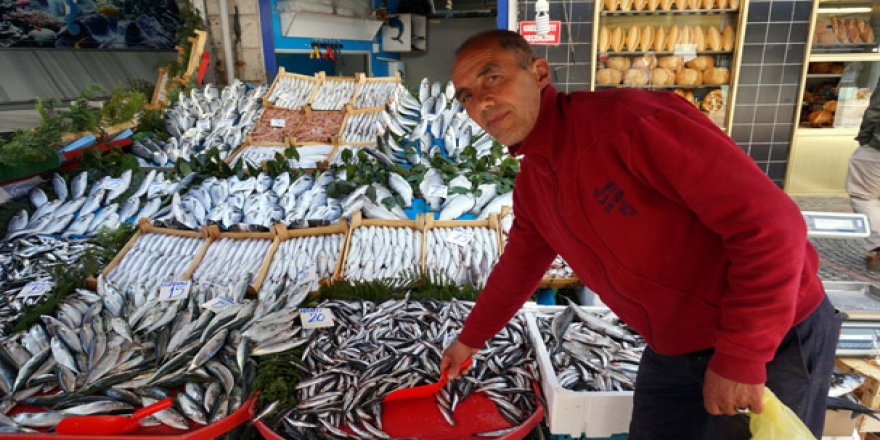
(440, 339), (480, 380)
(703, 367), (764, 415)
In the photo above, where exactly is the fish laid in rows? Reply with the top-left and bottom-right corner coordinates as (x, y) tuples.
(259, 234), (344, 297)
(425, 227), (499, 287)
(310, 80), (358, 111)
(535, 301), (644, 392)
(272, 299), (541, 439)
(231, 145), (334, 170)
(341, 111), (382, 144)
(267, 76), (318, 110)
(343, 226), (422, 282)
(190, 238), (272, 299)
(354, 81), (398, 109)
(104, 233), (204, 304)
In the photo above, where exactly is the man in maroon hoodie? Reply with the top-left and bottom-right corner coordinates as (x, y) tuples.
(440, 30), (841, 439)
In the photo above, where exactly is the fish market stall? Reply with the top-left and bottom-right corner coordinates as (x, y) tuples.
(258, 220), (349, 296)
(342, 213), (425, 283)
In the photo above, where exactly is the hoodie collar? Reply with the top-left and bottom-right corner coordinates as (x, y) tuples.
(508, 84), (560, 156)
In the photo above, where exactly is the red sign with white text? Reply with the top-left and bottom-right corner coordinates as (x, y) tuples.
(519, 20), (561, 45)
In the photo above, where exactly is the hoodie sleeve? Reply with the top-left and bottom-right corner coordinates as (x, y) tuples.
(627, 99), (808, 384)
(458, 186), (557, 349)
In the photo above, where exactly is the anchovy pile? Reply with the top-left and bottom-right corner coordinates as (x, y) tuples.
(105, 233), (204, 298)
(159, 81), (266, 165)
(341, 111), (382, 144)
(535, 302), (644, 392)
(267, 75), (318, 110)
(272, 299), (541, 439)
(354, 82), (398, 108)
(0, 274), (314, 432)
(0, 237), (99, 337)
(3, 170), (169, 242)
(157, 171), (344, 231)
(231, 145), (334, 169)
(191, 238), (272, 296)
(310, 80), (358, 111)
(343, 226), (422, 282)
(425, 227), (499, 287)
(259, 233), (345, 296)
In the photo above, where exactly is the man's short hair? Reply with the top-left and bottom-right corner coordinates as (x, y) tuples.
(455, 29), (537, 69)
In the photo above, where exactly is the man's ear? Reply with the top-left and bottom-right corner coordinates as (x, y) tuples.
(532, 58), (551, 87)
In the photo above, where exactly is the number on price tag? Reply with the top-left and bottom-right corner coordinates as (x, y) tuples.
(446, 227), (475, 247)
(270, 118), (286, 128)
(300, 307), (336, 329)
(159, 281), (191, 302)
(197, 120), (212, 130)
(426, 184), (448, 198)
(295, 264), (319, 286)
(18, 281), (52, 299)
(201, 296), (237, 312)
(674, 43), (697, 62)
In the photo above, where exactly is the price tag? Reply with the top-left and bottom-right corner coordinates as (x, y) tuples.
(197, 120), (212, 130)
(280, 92), (296, 102)
(426, 184), (448, 198)
(295, 264), (319, 286)
(446, 227), (475, 247)
(218, 119), (235, 128)
(18, 281), (52, 299)
(201, 296), (237, 312)
(159, 281), (191, 302)
(270, 118), (286, 128)
(674, 43), (697, 62)
(300, 307), (335, 329)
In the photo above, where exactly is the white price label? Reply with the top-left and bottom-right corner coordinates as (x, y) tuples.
(295, 264), (319, 286)
(280, 92), (296, 102)
(18, 281), (52, 299)
(270, 118), (286, 128)
(426, 184), (448, 198)
(300, 307), (335, 329)
(201, 296), (237, 312)
(159, 281), (191, 302)
(446, 227), (475, 247)
(218, 119), (235, 128)
(197, 120), (212, 130)
(674, 43), (697, 62)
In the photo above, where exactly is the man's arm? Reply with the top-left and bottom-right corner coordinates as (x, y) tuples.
(856, 76), (880, 145)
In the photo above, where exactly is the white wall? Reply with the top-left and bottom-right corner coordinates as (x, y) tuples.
(399, 17), (496, 88)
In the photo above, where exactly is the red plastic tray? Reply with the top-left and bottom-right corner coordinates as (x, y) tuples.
(254, 392), (544, 440)
(58, 138), (133, 172)
(1, 397), (255, 439)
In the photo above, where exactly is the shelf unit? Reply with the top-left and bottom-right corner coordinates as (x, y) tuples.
(784, 0), (880, 195)
(590, 0), (749, 134)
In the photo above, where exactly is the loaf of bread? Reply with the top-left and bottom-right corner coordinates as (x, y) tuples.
(624, 68), (651, 86)
(626, 25), (641, 51)
(654, 26), (667, 51)
(808, 109), (833, 126)
(599, 26), (610, 52)
(667, 25), (680, 51)
(648, 0), (661, 10)
(611, 26), (625, 52)
(831, 63), (845, 73)
(660, 0), (674, 11)
(824, 100), (838, 112)
(606, 0), (620, 11)
(688, 0), (700, 10)
(716, 0), (728, 8)
(640, 25), (655, 51)
(620, 0), (634, 11)
(706, 26), (722, 51)
(606, 56), (632, 71)
(863, 22), (875, 43)
(685, 55), (714, 70)
(694, 26), (707, 51)
(701, 0), (714, 9)
(848, 19), (861, 43)
(596, 68), (624, 85)
(701, 89), (724, 112)
(728, 0), (738, 9)
(674, 0), (688, 11)
(703, 67), (730, 84)
(652, 67), (675, 85)
(675, 88), (697, 106)
(676, 68), (703, 85)
(722, 25), (735, 51)
(816, 29), (840, 45)
(632, 55), (657, 70)
(658, 55), (685, 71)
(634, 0), (647, 10)
(679, 25), (692, 44)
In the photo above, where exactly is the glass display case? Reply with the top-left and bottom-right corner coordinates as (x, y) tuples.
(785, 0), (880, 194)
(590, 0), (748, 133)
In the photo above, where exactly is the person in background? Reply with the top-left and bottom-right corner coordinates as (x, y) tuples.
(441, 29), (841, 439)
(846, 77), (880, 272)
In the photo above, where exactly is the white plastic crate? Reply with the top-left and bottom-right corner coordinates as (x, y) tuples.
(524, 305), (634, 438)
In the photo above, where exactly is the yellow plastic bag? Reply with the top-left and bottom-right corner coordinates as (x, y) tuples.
(750, 389), (816, 440)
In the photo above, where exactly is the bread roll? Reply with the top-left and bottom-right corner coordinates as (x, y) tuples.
(694, 26), (707, 51)
(634, 0), (647, 10)
(685, 55), (714, 70)
(667, 25), (680, 51)
(651, 67), (675, 85)
(675, 88), (697, 106)
(676, 68), (703, 85)
(816, 29), (840, 45)
(722, 25), (735, 51)
(606, 0), (620, 11)
(620, 0), (634, 11)
(824, 100), (838, 112)
(599, 26), (610, 52)
(674, 0), (688, 10)
(632, 55), (657, 70)
(701, 89), (724, 112)
(606, 56), (632, 71)
(648, 0), (661, 10)
(848, 20), (861, 43)
(611, 26), (625, 52)
(653, 26), (667, 52)
(706, 26), (721, 51)
(688, 0), (700, 10)
(728, 0), (738, 9)
(660, 0), (674, 11)
(716, 0), (728, 8)
(701, 0), (714, 9)
(835, 17), (850, 43)
(624, 68), (650, 86)
(808, 109), (833, 126)
(831, 63), (845, 74)
(679, 26), (692, 44)
(658, 55), (685, 71)
(863, 24), (875, 44)
(626, 25), (641, 51)
(830, 17), (840, 36)
(640, 25), (655, 51)
(703, 67), (730, 84)
(596, 68), (623, 85)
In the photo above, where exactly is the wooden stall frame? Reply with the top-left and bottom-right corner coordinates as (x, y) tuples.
(339, 104), (385, 146)
(309, 72), (360, 111)
(263, 219), (351, 292)
(100, 218), (213, 281)
(263, 67), (322, 111)
(422, 214), (503, 270)
(351, 72), (401, 109)
(186, 225), (281, 295)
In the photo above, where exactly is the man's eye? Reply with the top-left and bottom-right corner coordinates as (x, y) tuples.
(461, 95), (471, 104)
(488, 75), (502, 82)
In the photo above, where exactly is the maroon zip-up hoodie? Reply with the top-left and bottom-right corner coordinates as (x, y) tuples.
(458, 85), (825, 384)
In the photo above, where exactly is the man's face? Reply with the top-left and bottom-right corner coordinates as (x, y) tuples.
(452, 41), (549, 146)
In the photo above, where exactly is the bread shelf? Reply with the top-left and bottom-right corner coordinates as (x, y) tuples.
(806, 73), (845, 79)
(595, 83), (726, 88)
(809, 52), (880, 63)
(598, 50), (734, 56)
(600, 8), (738, 15)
